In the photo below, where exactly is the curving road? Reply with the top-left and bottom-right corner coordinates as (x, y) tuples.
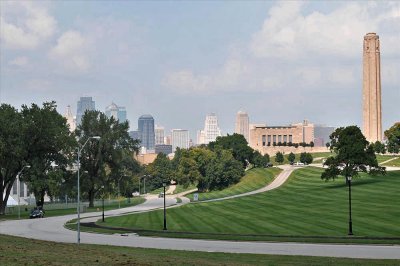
(1, 167), (400, 260)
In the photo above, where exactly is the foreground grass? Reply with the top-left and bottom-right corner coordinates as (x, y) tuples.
(1, 234), (399, 266)
(186, 167), (281, 201)
(1, 197), (145, 221)
(104, 168), (400, 240)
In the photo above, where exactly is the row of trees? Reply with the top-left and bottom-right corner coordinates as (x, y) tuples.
(144, 134), (270, 193)
(267, 141), (314, 148)
(273, 152), (314, 165)
(0, 102), (141, 214)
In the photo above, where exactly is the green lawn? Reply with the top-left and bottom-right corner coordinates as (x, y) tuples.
(1, 234), (399, 266)
(104, 167), (400, 239)
(185, 167), (281, 201)
(1, 197), (145, 221)
(376, 154), (397, 164)
(174, 184), (197, 194)
(382, 157), (400, 167)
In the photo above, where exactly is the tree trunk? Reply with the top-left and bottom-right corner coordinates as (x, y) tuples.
(0, 182), (13, 215)
(89, 189), (95, 207)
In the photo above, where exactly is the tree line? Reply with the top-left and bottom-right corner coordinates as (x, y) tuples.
(0, 102), (140, 214)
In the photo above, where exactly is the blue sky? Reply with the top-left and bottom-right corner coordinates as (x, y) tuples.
(1, 1), (399, 140)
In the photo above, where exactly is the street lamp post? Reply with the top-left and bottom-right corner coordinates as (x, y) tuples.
(77, 136), (100, 245)
(163, 182), (167, 230)
(347, 175), (353, 235)
(101, 185), (105, 222)
(17, 165), (30, 219)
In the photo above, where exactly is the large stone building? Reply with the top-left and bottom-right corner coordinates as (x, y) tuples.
(362, 33), (382, 142)
(249, 120), (328, 155)
(235, 111), (250, 143)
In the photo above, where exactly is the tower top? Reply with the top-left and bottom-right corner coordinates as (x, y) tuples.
(364, 32), (379, 40)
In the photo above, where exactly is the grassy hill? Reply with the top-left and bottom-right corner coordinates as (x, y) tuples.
(104, 167), (400, 239)
(186, 167), (281, 201)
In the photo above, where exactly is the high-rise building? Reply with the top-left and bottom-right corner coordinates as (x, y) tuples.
(171, 129), (189, 151)
(138, 114), (155, 152)
(155, 144), (173, 155)
(199, 113), (222, 145)
(76, 97), (95, 125)
(129, 130), (141, 142)
(362, 32), (382, 142)
(235, 111), (250, 143)
(155, 125), (165, 145)
(105, 102), (127, 123)
(64, 105), (76, 132)
(314, 125), (335, 147)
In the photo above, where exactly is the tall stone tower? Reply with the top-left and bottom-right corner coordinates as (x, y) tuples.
(362, 32), (382, 142)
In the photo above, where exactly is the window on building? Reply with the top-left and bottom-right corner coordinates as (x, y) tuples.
(289, 135), (293, 143)
(278, 135), (282, 143)
(283, 135), (287, 143)
(262, 135), (266, 146)
(273, 135), (276, 144)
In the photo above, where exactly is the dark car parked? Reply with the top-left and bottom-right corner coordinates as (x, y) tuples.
(29, 208), (44, 219)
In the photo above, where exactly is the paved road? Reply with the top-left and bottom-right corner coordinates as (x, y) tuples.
(1, 168), (400, 259)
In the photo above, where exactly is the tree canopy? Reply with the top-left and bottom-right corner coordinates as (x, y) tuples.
(76, 110), (140, 207)
(322, 126), (385, 181)
(385, 123), (400, 154)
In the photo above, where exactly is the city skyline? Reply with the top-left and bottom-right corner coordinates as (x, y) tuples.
(1, 1), (399, 139)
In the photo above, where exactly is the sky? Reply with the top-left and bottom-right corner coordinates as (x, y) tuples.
(1, 1), (399, 141)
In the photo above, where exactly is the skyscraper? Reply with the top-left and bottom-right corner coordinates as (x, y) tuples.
(171, 129), (189, 152)
(202, 113), (222, 144)
(138, 114), (155, 152)
(76, 97), (95, 126)
(235, 111), (250, 143)
(64, 105), (76, 132)
(155, 125), (165, 145)
(105, 102), (127, 123)
(362, 32), (382, 142)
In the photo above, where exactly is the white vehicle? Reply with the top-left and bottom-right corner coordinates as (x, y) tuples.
(293, 162), (305, 166)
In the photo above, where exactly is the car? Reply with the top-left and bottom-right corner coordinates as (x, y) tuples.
(293, 162), (305, 166)
(29, 209), (44, 219)
(158, 192), (164, 198)
(266, 163), (274, 168)
(132, 191), (140, 197)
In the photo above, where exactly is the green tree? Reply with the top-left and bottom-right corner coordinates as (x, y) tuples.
(209, 134), (254, 168)
(21, 102), (76, 206)
(300, 152), (313, 165)
(275, 151), (284, 164)
(146, 153), (174, 191)
(373, 141), (386, 154)
(322, 126), (385, 181)
(76, 110), (139, 207)
(252, 151), (268, 168)
(288, 152), (296, 164)
(0, 104), (27, 215)
(206, 149), (244, 191)
(385, 123), (400, 154)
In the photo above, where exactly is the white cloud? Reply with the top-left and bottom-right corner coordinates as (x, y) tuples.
(250, 2), (400, 60)
(9, 56), (29, 67)
(163, 2), (400, 95)
(49, 31), (90, 72)
(0, 2), (57, 50)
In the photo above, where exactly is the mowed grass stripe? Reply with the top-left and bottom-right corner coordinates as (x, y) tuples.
(186, 167), (281, 201)
(105, 167), (400, 237)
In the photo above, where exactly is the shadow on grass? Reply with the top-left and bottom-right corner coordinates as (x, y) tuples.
(325, 178), (384, 189)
